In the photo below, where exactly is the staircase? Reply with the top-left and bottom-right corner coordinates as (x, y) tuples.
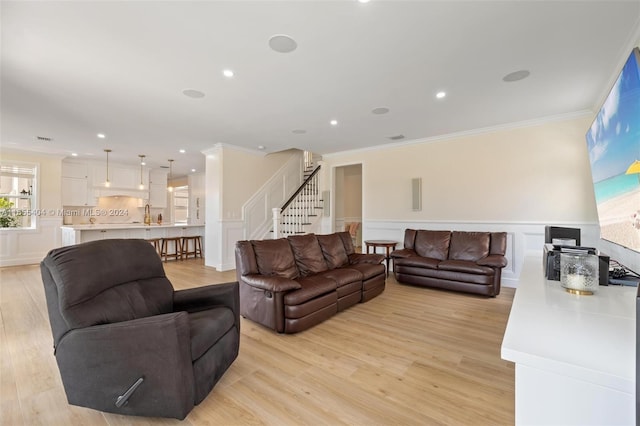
(272, 152), (324, 237)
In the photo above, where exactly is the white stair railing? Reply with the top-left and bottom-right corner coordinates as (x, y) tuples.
(273, 165), (323, 238)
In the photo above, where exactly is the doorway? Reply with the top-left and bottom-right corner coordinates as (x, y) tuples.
(334, 164), (363, 249)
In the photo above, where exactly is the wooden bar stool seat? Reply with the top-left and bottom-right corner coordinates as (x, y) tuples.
(161, 237), (183, 262)
(182, 236), (203, 259)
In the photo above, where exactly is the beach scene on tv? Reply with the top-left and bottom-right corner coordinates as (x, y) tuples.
(586, 49), (640, 253)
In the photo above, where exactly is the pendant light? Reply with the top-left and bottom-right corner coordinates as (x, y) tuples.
(167, 159), (174, 192)
(138, 155), (146, 190)
(104, 149), (112, 187)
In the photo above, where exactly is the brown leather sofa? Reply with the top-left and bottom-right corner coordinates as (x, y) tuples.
(235, 232), (385, 333)
(391, 229), (508, 297)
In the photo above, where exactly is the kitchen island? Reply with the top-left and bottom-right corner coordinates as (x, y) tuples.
(60, 223), (204, 246)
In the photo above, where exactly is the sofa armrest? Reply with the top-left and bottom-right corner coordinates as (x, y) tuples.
(55, 312), (195, 419)
(477, 254), (508, 268)
(390, 248), (417, 259)
(348, 253), (384, 265)
(241, 274), (301, 292)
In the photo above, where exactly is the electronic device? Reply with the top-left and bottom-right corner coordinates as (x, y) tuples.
(585, 47), (640, 275)
(543, 244), (609, 285)
(544, 226), (581, 246)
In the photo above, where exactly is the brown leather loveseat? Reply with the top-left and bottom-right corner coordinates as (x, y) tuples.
(391, 229), (508, 297)
(235, 232), (385, 333)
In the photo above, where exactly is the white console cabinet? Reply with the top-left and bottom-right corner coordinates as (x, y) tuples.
(501, 256), (635, 425)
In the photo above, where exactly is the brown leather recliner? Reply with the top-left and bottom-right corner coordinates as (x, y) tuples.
(391, 229), (508, 296)
(40, 239), (240, 419)
(235, 232), (385, 334)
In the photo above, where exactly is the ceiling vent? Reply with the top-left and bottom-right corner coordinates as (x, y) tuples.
(36, 136), (53, 141)
(387, 134), (405, 141)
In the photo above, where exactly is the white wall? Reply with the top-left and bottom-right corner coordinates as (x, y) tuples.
(0, 150), (64, 266)
(322, 114), (600, 287)
(203, 144), (299, 271)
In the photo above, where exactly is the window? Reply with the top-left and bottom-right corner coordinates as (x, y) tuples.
(0, 162), (37, 228)
(173, 185), (188, 224)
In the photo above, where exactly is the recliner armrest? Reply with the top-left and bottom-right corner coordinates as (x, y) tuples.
(477, 254), (508, 268)
(241, 274), (301, 292)
(348, 253), (384, 265)
(174, 282), (239, 314)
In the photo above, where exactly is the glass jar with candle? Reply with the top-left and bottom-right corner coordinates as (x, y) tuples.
(560, 252), (599, 295)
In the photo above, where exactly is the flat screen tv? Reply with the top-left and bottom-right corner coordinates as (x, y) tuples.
(586, 46), (640, 275)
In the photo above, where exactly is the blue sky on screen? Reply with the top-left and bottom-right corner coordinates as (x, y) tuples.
(587, 49), (640, 183)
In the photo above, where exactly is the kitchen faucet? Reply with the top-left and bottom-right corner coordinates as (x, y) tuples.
(144, 204), (151, 225)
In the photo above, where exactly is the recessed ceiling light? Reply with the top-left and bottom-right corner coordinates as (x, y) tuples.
(372, 107), (390, 115)
(358, 0), (371, 3)
(191, 168), (196, 173)
(71, 153), (78, 157)
(269, 34), (297, 53)
(179, 149), (186, 153)
(258, 145), (265, 150)
(223, 69), (234, 78)
(182, 89), (205, 98)
(330, 120), (338, 126)
(435, 91), (446, 99)
(503, 70), (530, 82)
(292, 129), (307, 134)
(97, 133), (106, 139)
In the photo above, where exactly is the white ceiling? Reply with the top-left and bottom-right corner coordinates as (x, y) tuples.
(2, 1), (640, 177)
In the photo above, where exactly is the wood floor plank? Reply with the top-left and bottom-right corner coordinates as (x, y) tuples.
(0, 259), (515, 425)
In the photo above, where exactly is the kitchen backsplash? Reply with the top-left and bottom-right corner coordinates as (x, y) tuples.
(63, 197), (165, 225)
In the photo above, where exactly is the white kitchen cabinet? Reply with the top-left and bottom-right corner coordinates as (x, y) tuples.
(61, 161), (96, 206)
(81, 229), (129, 243)
(188, 173), (205, 225)
(148, 169), (168, 208)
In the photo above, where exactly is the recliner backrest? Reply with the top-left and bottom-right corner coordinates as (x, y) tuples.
(41, 239), (174, 345)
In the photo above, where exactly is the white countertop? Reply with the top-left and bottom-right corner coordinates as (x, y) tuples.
(501, 255), (636, 394)
(61, 223), (204, 230)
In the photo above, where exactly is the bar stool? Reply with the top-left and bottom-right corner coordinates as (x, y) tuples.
(182, 236), (203, 259)
(161, 237), (183, 262)
(146, 238), (162, 257)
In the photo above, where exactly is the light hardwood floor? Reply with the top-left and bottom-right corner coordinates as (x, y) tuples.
(0, 259), (515, 426)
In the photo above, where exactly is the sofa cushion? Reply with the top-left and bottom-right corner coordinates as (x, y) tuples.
(317, 267), (362, 286)
(448, 231), (490, 261)
(287, 234), (328, 276)
(344, 263), (385, 280)
(316, 234), (349, 269)
(414, 230), (451, 260)
(394, 256), (440, 269)
(251, 239), (298, 279)
(283, 276), (337, 306)
(438, 259), (494, 275)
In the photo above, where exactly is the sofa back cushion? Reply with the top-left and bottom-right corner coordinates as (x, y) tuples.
(337, 231), (355, 255)
(403, 229), (417, 250)
(448, 231), (490, 261)
(316, 233), (349, 269)
(287, 234), (328, 276)
(251, 238), (299, 279)
(414, 230), (451, 260)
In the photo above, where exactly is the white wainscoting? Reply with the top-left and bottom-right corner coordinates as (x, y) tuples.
(205, 219), (244, 272)
(361, 220), (599, 288)
(0, 217), (63, 267)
